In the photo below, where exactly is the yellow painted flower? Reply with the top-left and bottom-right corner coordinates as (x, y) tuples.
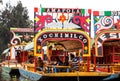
(37, 46), (41, 49)
(84, 46), (88, 50)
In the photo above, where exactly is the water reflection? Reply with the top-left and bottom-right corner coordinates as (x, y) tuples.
(0, 71), (32, 81)
(1, 72), (13, 81)
(19, 76), (32, 81)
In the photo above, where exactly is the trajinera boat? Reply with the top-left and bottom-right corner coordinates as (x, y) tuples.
(1, 28), (34, 75)
(18, 6), (120, 81)
(1, 45), (23, 75)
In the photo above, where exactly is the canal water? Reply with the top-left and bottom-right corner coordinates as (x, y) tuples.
(0, 67), (119, 81)
(0, 72), (120, 81)
(0, 71), (32, 81)
(0, 66), (32, 81)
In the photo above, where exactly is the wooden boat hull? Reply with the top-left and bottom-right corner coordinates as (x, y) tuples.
(2, 66), (11, 74)
(19, 68), (42, 81)
(39, 75), (120, 81)
(18, 68), (115, 81)
(39, 76), (108, 81)
(40, 72), (112, 81)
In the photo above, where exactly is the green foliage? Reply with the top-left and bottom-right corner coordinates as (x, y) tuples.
(10, 1), (30, 27)
(0, 0), (2, 4)
(1, 1), (32, 28)
(0, 26), (10, 54)
(0, 1), (33, 55)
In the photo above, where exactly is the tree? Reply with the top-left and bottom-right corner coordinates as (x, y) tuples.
(0, 25), (10, 54)
(0, 1), (33, 55)
(1, 1), (32, 28)
(0, 0), (2, 4)
(10, 1), (31, 27)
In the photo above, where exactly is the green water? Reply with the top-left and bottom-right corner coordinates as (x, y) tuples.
(0, 71), (32, 81)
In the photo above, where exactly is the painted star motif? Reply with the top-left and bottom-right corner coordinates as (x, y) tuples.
(23, 33), (30, 42)
(86, 18), (91, 23)
(34, 17), (39, 22)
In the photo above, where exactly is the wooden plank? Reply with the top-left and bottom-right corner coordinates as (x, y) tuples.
(23, 63), (34, 67)
(43, 72), (111, 77)
(114, 53), (120, 54)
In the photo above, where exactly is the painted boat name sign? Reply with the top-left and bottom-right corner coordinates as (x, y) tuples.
(96, 32), (120, 56)
(112, 11), (120, 16)
(44, 8), (84, 13)
(37, 32), (88, 45)
(34, 7), (91, 33)
(35, 31), (90, 56)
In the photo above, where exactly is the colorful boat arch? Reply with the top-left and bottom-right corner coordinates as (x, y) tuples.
(34, 29), (91, 57)
(95, 30), (120, 57)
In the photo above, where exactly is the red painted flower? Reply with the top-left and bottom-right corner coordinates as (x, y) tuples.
(59, 14), (66, 23)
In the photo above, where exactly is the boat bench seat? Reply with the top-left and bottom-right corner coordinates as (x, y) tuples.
(2, 60), (18, 67)
(2, 60), (17, 65)
(22, 63), (35, 72)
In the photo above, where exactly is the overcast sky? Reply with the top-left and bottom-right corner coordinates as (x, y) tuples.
(1, 0), (120, 38)
(1, 0), (120, 20)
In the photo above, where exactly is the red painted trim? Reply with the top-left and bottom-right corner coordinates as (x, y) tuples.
(34, 57), (37, 72)
(34, 7), (38, 12)
(93, 11), (99, 16)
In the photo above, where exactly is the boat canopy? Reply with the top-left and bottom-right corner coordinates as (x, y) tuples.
(24, 42), (34, 51)
(2, 48), (10, 54)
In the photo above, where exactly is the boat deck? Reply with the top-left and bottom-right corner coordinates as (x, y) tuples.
(42, 72), (112, 77)
(38, 72), (113, 81)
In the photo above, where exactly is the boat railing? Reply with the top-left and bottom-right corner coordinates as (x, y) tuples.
(45, 65), (71, 73)
(2, 60), (18, 67)
(96, 63), (120, 73)
(96, 64), (114, 72)
(111, 63), (120, 73)
(21, 63), (35, 72)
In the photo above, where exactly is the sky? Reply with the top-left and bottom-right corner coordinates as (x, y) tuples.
(1, 0), (120, 20)
(1, 0), (120, 38)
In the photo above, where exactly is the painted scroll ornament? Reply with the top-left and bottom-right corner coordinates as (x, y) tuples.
(73, 16), (90, 32)
(95, 16), (114, 34)
(10, 31), (21, 45)
(35, 14), (53, 32)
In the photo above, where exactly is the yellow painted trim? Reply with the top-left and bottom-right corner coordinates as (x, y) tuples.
(43, 72), (111, 77)
(34, 29), (91, 57)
